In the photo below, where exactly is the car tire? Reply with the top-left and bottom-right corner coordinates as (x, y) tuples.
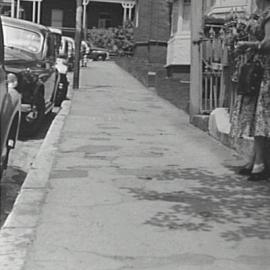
(0, 145), (10, 179)
(20, 92), (45, 138)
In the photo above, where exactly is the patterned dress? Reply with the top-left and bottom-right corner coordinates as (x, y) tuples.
(230, 9), (270, 139)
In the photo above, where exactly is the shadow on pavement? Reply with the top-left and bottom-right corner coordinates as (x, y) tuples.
(19, 111), (57, 141)
(122, 167), (270, 242)
(0, 166), (27, 227)
(0, 110), (58, 227)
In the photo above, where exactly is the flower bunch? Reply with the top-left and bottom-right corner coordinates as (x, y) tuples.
(223, 14), (250, 51)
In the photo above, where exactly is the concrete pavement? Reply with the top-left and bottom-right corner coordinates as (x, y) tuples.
(1, 61), (270, 270)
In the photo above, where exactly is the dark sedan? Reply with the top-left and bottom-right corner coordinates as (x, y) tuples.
(86, 42), (109, 61)
(0, 16), (21, 178)
(2, 16), (59, 137)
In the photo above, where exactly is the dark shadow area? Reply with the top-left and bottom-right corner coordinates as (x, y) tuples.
(19, 112), (57, 141)
(0, 166), (27, 227)
(0, 110), (57, 227)
(121, 167), (270, 241)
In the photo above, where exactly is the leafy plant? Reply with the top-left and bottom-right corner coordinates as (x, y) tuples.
(87, 21), (134, 55)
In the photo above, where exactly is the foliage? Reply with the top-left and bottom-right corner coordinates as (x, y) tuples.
(203, 11), (259, 83)
(87, 21), (134, 55)
(222, 12), (259, 81)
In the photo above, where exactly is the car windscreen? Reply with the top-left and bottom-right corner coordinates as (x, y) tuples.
(3, 25), (42, 54)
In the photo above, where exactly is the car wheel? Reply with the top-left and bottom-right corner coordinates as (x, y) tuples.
(20, 92), (45, 138)
(0, 145), (9, 179)
(0, 134), (16, 178)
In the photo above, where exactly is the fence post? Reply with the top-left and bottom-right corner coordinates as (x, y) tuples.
(189, 0), (204, 118)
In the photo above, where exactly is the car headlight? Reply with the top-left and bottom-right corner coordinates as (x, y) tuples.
(7, 73), (18, 89)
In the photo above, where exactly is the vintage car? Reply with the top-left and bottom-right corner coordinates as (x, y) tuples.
(49, 27), (69, 106)
(1, 16), (59, 137)
(59, 36), (75, 71)
(0, 16), (21, 178)
(88, 42), (109, 61)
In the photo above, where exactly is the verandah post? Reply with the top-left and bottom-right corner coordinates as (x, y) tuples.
(189, 0), (204, 118)
(73, 0), (83, 89)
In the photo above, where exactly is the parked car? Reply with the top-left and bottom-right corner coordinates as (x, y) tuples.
(59, 36), (75, 71)
(0, 16), (21, 178)
(49, 27), (69, 106)
(48, 27), (62, 54)
(1, 16), (59, 137)
(87, 42), (109, 61)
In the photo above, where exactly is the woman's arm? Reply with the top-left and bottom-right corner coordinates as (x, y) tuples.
(259, 19), (270, 53)
(236, 18), (270, 53)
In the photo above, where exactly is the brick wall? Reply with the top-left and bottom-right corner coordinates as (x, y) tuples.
(134, 0), (170, 64)
(115, 56), (190, 113)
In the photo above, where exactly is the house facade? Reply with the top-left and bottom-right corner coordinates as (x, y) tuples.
(166, 0), (254, 77)
(166, 0), (191, 74)
(0, 0), (136, 36)
(166, 0), (217, 76)
(133, 0), (170, 64)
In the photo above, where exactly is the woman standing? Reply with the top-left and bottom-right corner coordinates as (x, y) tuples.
(230, 0), (270, 181)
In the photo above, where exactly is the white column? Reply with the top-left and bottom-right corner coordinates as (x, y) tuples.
(122, 2), (135, 25)
(11, 0), (15, 18)
(16, 0), (20, 19)
(32, 1), (36, 22)
(190, 0), (204, 117)
(128, 6), (132, 20)
(37, 1), (41, 23)
(123, 7), (127, 24)
(82, 0), (90, 40)
(177, 0), (183, 33)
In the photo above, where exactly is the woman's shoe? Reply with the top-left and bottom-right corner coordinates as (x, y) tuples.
(238, 167), (252, 175)
(247, 170), (268, 181)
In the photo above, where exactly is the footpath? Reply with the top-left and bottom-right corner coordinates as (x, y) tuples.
(1, 62), (270, 270)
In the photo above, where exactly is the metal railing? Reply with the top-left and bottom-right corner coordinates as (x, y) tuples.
(200, 25), (229, 114)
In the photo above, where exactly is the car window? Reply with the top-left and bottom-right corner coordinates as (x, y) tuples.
(3, 25), (42, 53)
(46, 34), (56, 59)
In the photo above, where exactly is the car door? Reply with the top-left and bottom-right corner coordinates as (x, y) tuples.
(0, 18), (11, 161)
(41, 33), (58, 109)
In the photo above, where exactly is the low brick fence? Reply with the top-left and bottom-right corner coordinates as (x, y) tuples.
(115, 56), (190, 114)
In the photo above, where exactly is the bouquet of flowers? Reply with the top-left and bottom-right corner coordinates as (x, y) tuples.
(222, 12), (259, 82)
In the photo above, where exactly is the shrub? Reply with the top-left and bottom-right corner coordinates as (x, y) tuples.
(88, 21), (134, 55)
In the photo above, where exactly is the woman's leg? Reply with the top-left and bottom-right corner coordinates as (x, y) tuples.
(248, 136), (267, 180)
(252, 136), (266, 172)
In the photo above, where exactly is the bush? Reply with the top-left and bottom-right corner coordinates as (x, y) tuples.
(88, 21), (134, 55)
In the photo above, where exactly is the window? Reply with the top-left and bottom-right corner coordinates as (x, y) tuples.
(98, 13), (112, 28)
(51, 9), (63, 27)
(171, 1), (180, 35)
(3, 25), (42, 53)
(46, 34), (57, 59)
(182, 0), (191, 31)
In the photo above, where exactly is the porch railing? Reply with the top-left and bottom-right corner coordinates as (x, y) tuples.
(200, 24), (237, 115)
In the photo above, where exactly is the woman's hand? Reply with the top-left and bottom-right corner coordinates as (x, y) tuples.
(235, 41), (260, 54)
(235, 41), (249, 54)
(236, 41), (250, 50)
